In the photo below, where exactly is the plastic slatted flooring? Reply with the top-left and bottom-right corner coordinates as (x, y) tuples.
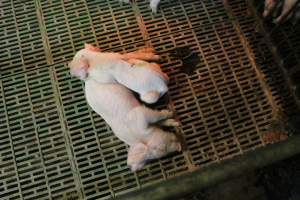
(0, 0), (295, 200)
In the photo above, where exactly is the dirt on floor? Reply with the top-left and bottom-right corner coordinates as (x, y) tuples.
(181, 153), (300, 200)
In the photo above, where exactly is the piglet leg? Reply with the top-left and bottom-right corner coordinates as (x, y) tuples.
(158, 119), (180, 127)
(122, 51), (161, 62)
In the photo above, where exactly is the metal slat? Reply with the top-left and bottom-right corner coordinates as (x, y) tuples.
(0, 0), (299, 199)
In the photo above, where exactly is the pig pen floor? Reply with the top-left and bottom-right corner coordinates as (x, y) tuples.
(0, 0), (298, 200)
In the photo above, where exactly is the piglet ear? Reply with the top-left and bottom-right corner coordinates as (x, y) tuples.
(69, 57), (89, 80)
(84, 43), (101, 52)
(175, 143), (182, 152)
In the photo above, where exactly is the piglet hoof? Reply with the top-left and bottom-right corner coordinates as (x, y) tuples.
(141, 91), (160, 104)
(159, 119), (180, 127)
(128, 163), (143, 172)
(150, 3), (158, 14)
(152, 54), (162, 61)
(138, 47), (156, 53)
(160, 110), (174, 118)
(175, 143), (182, 152)
(151, 7), (157, 14)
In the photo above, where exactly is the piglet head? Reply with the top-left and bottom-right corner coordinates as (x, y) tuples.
(150, 133), (181, 158)
(84, 43), (101, 52)
(127, 132), (182, 172)
(127, 143), (149, 172)
(69, 52), (89, 80)
(69, 44), (100, 80)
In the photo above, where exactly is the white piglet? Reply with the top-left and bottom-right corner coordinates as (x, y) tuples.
(83, 79), (181, 171)
(69, 44), (181, 171)
(69, 44), (169, 104)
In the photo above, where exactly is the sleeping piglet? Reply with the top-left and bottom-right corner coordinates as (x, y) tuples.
(83, 78), (181, 171)
(69, 44), (169, 104)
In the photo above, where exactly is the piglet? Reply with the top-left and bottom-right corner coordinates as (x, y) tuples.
(83, 78), (181, 171)
(69, 44), (169, 104)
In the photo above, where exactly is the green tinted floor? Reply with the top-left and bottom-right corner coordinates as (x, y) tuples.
(0, 0), (296, 199)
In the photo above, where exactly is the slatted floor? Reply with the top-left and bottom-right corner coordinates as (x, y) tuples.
(0, 0), (297, 199)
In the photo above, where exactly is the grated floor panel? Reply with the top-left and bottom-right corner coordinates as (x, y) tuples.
(0, 0), (297, 199)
